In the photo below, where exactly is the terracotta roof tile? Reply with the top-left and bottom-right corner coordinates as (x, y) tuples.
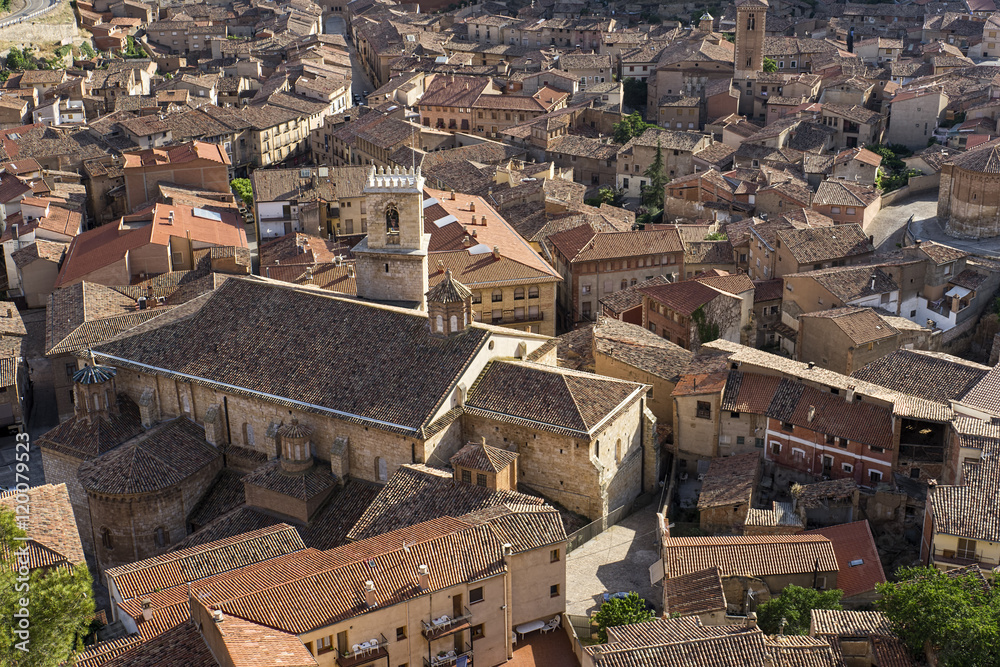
(592, 317), (693, 381)
(930, 439), (1000, 542)
(450, 442), (518, 473)
(0, 483), (86, 568)
(101, 620), (217, 667)
(800, 307), (899, 345)
(802, 520), (886, 598)
(851, 350), (989, 405)
(599, 275), (672, 315)
(810, 609), (894, 636)
(639, 280), (723, 316)
(662, 567), (727, 616)
(697, 452), (760, 509)
(661, 534), (837, 579)
(776, 224), (874, 265)
(548, 225), (683, 263)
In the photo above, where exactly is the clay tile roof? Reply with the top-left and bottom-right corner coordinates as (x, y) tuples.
(466, 359), (645, 437)
(100, 620), (216, 666)
(918, 241), (967, 264)
(38, 394), (144, 459)
(92, 278), (492, 435)
(78, 418), (221, 494)
(104, 524), (306, 602)
(697, 452), (760, 509)
(931, 439), (1000, 542)
(592, 317), (693, 381)
(947, 137), (1000, 173)
(347, 464), (546, 541)
(243, 459), (337, 501)
(958, 365), (1000, 417)
(696, 272), (754, 295)
(810, 609), (894, 636)
(450, 442), (518, 473)
(426, 268), (472, 303)
(851, 349), (989, 405)
(813, 180), (880, 207)
(777, 224), (874, 264)
(639, 280), (724, 316)
(753, 279), (784, 302)
(661, 534), (837, 579)
(548, 225), (683, 263)
(800, 307), (899, 345)
(662, 567), (727, 616)
(277, 418), (313, 438)
(599, 275), (672, 315)
(802, 520), (886, 598)
(0, 483), (86, 568)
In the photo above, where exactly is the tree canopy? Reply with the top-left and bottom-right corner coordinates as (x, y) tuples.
(0, 506), (95, 667)
(756, 585), (844, 636)
(593, 592), (655, 643)
(6, 47), (37, 72)
(877, 566), (1000, 667)
(231, 178), (254, 207)
(640, 138), (667, 210)
(763, 57), (778, 73)
(613, 111), (653, 144)
(622, 77), (648, 110)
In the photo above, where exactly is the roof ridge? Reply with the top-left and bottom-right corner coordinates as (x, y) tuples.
(559, 372), (590, 432)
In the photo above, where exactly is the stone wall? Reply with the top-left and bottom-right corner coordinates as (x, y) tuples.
(939, 165), (1000, 239)
(354, 250), (428, 306)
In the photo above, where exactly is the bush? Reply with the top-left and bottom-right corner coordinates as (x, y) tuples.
(230, 178), (253, 207)
(592, 592), (655, 643)
(757, 585), (844, 635)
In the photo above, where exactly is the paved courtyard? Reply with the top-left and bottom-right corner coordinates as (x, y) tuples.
(502, 629), (579, 667)
(565, 502), (661, 617)
(868, 193), (1000, 258)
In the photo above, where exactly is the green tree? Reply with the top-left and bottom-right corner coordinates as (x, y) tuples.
(763, 57), (778, 73)
(593, 592), (655, 643)
(705, 231), (727, 240)
(586, 185), (626, 208)
(622, 77), (647, 110)
(6, 46), (37, 71)
(757, 585), (843, 635)
(80, 41), (96, 58)
(640, 138), (667, 210)
(230, 178), (253, 207)
(877, 566), (1000, 667)
(613, 111), (653, 144)
(0, 506), (96, 667)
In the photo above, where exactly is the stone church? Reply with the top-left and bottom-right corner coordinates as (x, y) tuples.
(39, 166), (658, 574)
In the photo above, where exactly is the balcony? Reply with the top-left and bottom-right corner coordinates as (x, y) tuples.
(933, 548), (999, 569)
(422, 607), (472, 640)
(336, 634), (389, 667)
(423, 642), (473, 667)
(484, 310), (544, 326)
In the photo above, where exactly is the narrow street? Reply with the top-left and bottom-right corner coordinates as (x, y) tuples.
(325, 15), (376, 100)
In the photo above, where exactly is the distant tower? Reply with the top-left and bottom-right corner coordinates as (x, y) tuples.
(72, 352), (118, 424)
(734, 0), (768, 81)
(352, 166), (431, 309)
(699, 12), (714, 32)
(426, 269), (472, 337)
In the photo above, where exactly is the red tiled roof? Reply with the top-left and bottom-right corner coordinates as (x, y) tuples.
(639, 280), (723, 316)
(661, 534), (838, 579)
(548, 225), (683, 263)
(801, 520), (885, 598)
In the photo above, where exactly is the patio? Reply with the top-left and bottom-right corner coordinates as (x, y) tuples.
(502, 627), (579, 667)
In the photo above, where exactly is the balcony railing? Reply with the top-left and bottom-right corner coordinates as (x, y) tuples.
(480, 310), (544, 325)
(423, 642), (473, 667)
(933, 548), (999, 569)
(422, 607), (472, 640)
(336, 633), (389, 667)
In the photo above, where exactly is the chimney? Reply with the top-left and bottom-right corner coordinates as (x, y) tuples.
(450, 189), (456, 200)
(5, 308), (10, 318)
(212, 609), (224, 624)
(807, 361), (815, 369)
(348, 264), (355, 278)
(469, 200), (476, 212)
(463, 234), (472, 247)
(364, 581), (377, 607)
(745, 612), (758, 629)
(480, 215), (487, 226)
(141, 599), (153, 622)
(437, 259), (445, 272)
(846, 384), (856, 403)
(492, 245), (500, 260)
(417, 564), (430, 591)
(808, 405), (816, 422)
(871, 277), (876, 290)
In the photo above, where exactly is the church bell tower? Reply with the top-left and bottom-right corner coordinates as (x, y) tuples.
(352, 166), (431, 309)
(734, 0), (768, 82)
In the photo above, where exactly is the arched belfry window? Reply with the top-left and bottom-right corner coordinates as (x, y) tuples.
(386, 203), (400, 232)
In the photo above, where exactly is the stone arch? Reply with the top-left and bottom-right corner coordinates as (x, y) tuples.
(385, 203), (399, 232)
(101, 527), (113, 550)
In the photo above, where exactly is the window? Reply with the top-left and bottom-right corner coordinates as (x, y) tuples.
(66, 363), (76, 377)
(461, 469), (472, 484)
(155, 527), (168, 547)
(492, 290), (503, 302)
(822, 455), (834, 469)
(317, 636), (333, 654)
(476, 473), (487, 487)
(471, 624), (484, 640)
(550, 584), (560, 598)
(396, 626), (407, 641)
(842, 463), (854, 473)
(957, 538), (977, 560)
(731, 411), (741, 419)
(696, 401), (711, 419)
(869, 470), (883, 484)
(781, 422), (794, 432)
(472, 292), (482, 304)
(470, 587), (484, 604)
(528, 285), (539, 298)
(756, 437), (764, 448)
(581, 284), (592, 295)
(514, 287), (524, 300)
(550, 548), (560, 563)
(101, 527), (113, 550)
(737, 436), (745, 445)
(770, 442), (781, 455)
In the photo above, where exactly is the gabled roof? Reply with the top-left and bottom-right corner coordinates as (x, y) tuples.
(662, 567), (727, 617)
(346, 464), (545, 541)
(802, 520), (886, 598)
(777, 224), (874, 265)
(697, 452), (760, 509)
(465, 359), (645, 437)
(661, 534), (837, 579)
(93, 277), (492, 436)
(799, 307), (899, 345)
(548, 224), (683, 263)
(0, 483), (86, 569)
(639, 280), (725, 316)
(851, 349), (989, 405)
(592, 317), (693, 382)
(450, 442), (518, 473)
